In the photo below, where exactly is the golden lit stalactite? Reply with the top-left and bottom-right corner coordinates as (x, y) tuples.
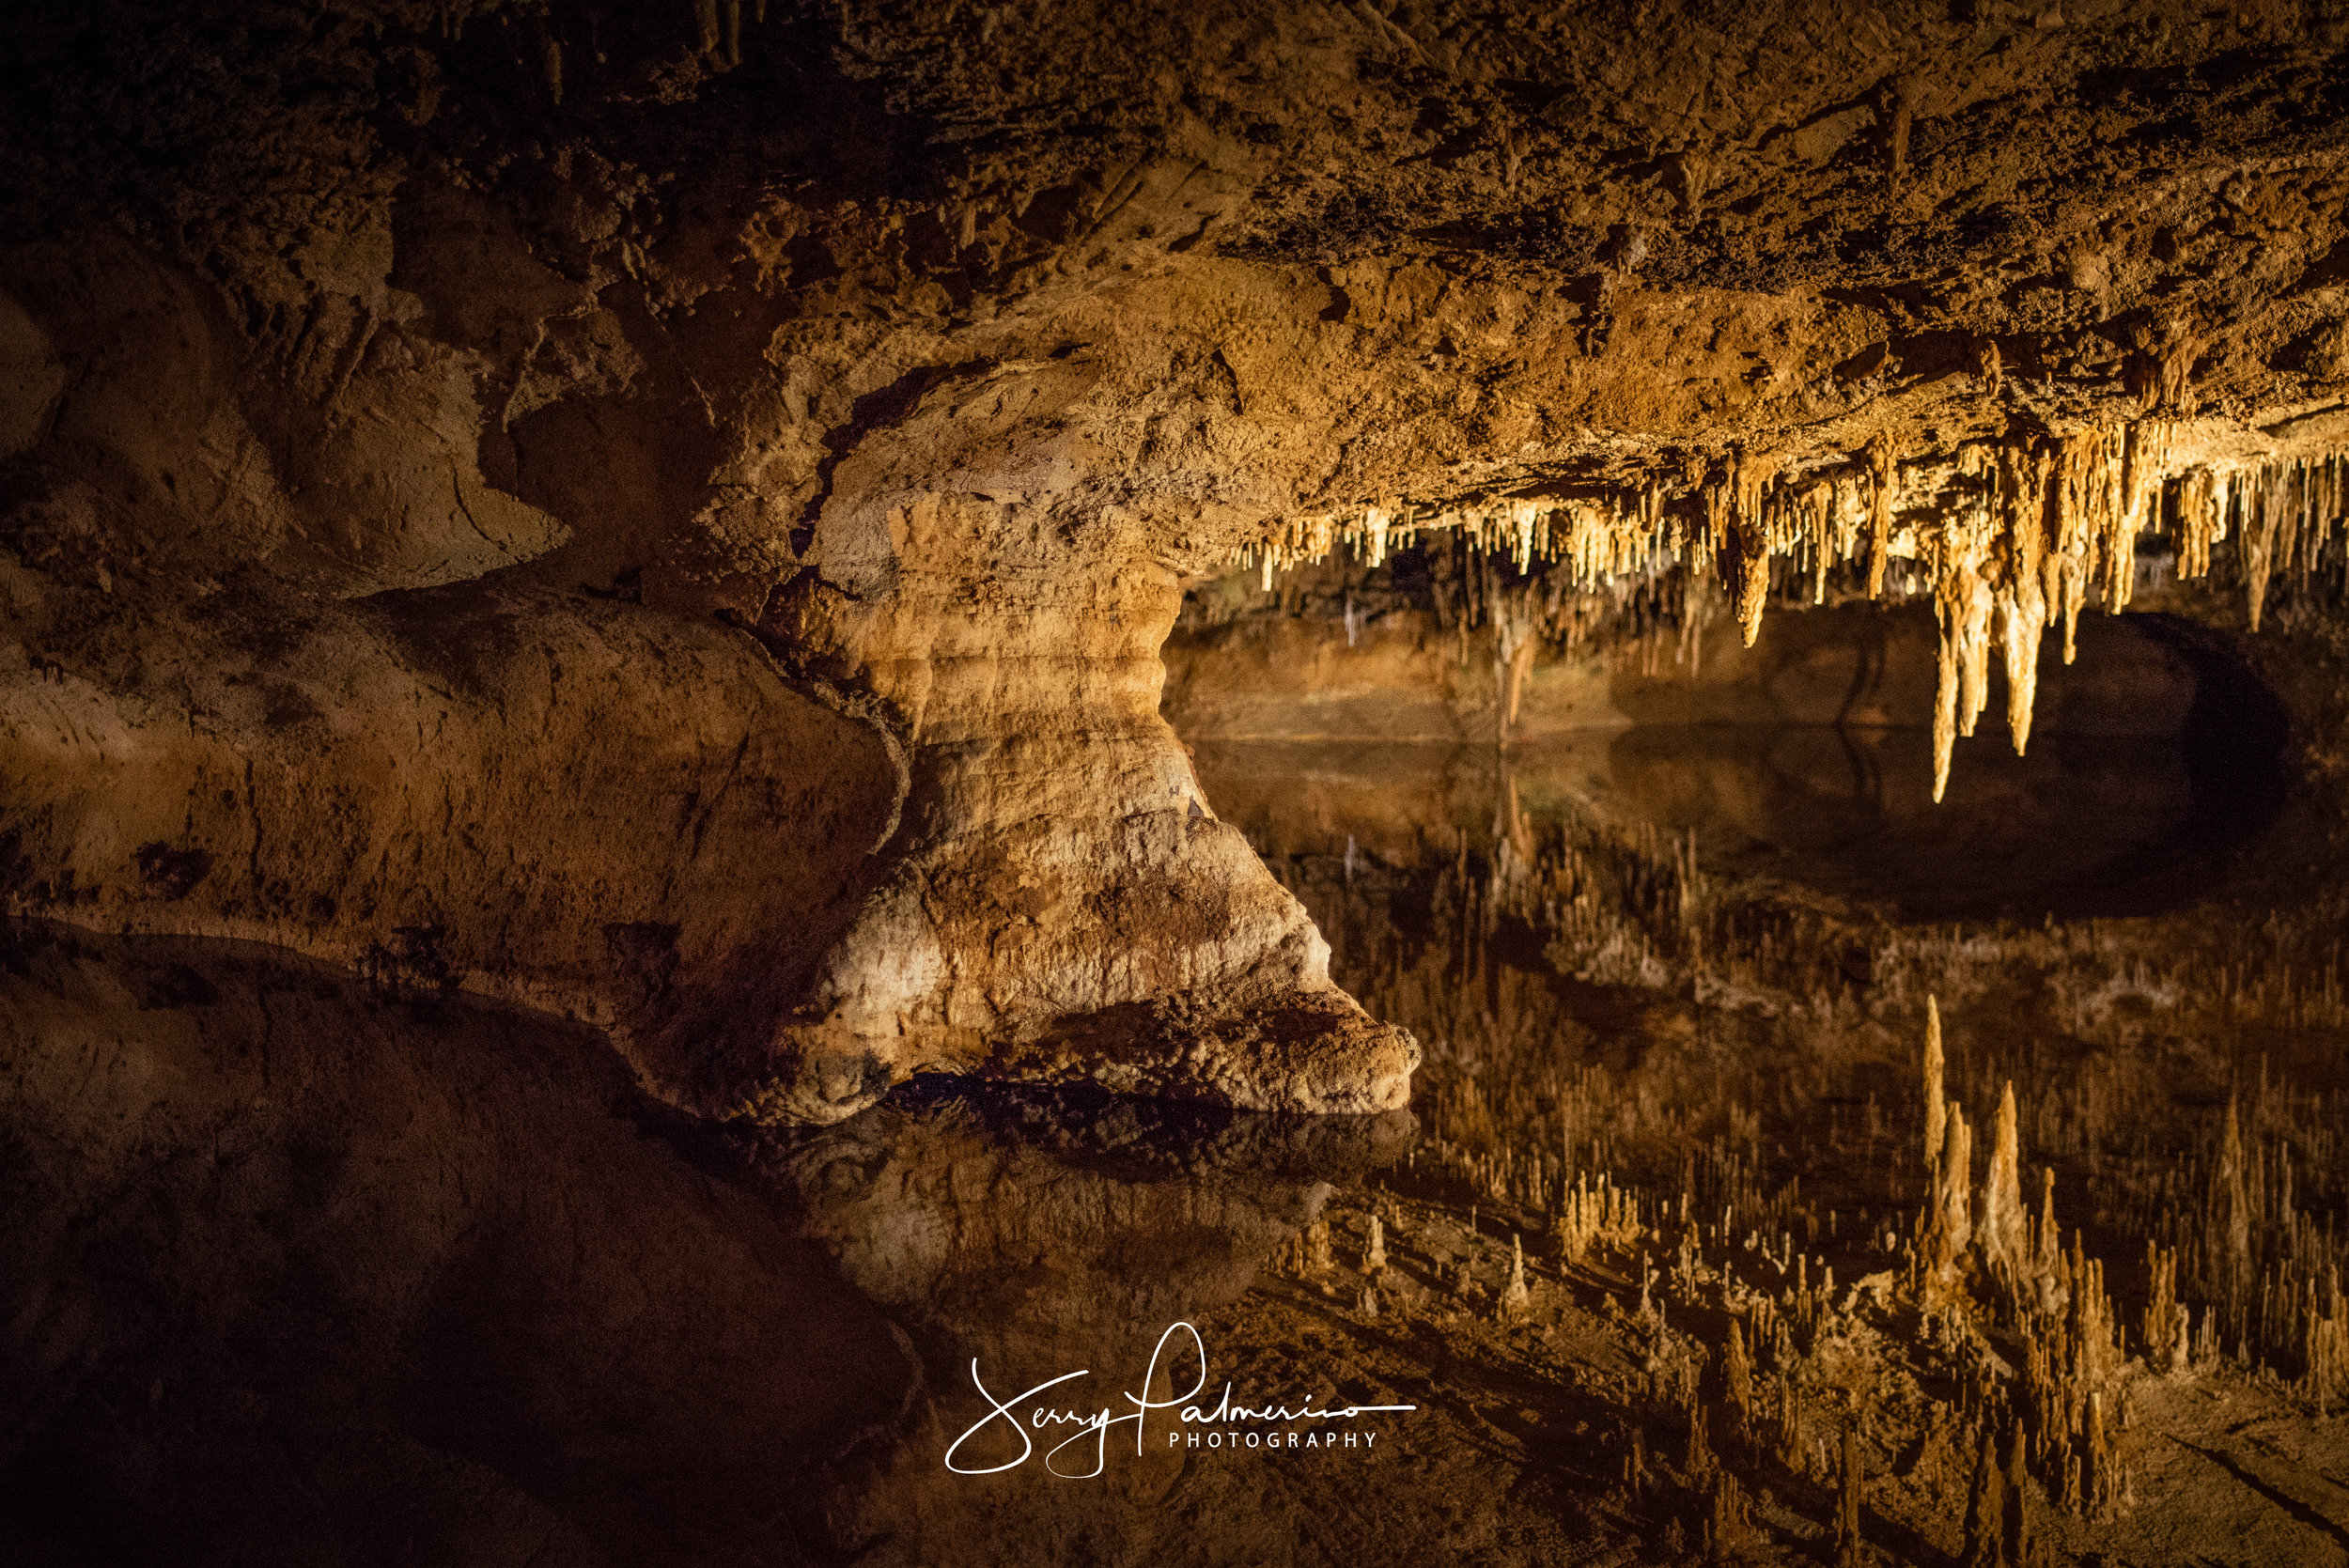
(2049, 425), (2126, 659)
(2045, 438), (2089, 667)
(1494, 588), (1538, 740)
(2123, 418), (2175, 546)
(1977, 1082), (2030, 1277)
(2163, 454), (2347, 630)
(1361, 501), (1392, 567)
(1923, 996), (1946, 1176)
(1997, 443), (2047, 754)
(1804, 479), (1836, 605)
(1864, 430), (1899, 598)
(2101, 427), (2137, 614)
(1931, 571), (1963, 806)
(2244, 474), (2278, 631)
(1238, 427), (2347, 799)
(1720, 448), (1778, 648)
(2174, 466), (2225, 581)
(1928, 462), (1999, 803)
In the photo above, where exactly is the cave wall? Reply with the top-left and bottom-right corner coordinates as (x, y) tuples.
(5, 0), (2349, 1119)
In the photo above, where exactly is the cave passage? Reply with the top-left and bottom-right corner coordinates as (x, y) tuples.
(1599, 606), (2293, 922)
(14, 0), (2349, 1557)
(1193, 604), (2292, 925)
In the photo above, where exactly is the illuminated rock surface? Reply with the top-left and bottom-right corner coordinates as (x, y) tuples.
(8, 4), (2349, 1561)
(7, 0), (2349, 1119)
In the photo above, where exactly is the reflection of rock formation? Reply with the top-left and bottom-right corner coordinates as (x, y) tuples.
(0, 924), (913, 1565)
(0, 925), (1410, 1563)
(764, 1085), (1413, 1371)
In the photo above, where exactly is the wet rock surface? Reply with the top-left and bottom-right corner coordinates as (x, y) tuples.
(0, 924), (1413, 1565)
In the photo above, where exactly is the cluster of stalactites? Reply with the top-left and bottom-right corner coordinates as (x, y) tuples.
(1924, 423), (2168, 800)
(1688, 433), (2345, 802)
(2173, 451), (2349, 632)
(1705, 424), (2189, 800)
(1239, 427), (2347, 803)
(1236, 489), (1678, 592)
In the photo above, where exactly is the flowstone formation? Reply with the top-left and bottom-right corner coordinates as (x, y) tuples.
(6, 0), (2349, 1122)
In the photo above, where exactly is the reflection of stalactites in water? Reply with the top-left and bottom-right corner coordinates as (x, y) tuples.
(1924, 997), (1946, 1175)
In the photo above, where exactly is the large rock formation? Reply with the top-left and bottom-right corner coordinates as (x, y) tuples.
(5, 0), (2347, 1121)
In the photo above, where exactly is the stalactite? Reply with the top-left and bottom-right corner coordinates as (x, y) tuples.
(1999, 444), (2047, 753)
(1924, 997), (1947, 1174)
(1932, 530), (1996, 802)
(2049, 434), (2092, 662)
(1835, 1424), (1865, 1568)
(1234, 426), (2348, 800)
(1805, 480), (1832, 604)
(1866, 431), (1898, 598)
(2175, 467), (2225, 581)
(1726, 449), (1776, 646)
(2245, 475), (2279, 631)
(1979, 1082), (2029, 1276)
